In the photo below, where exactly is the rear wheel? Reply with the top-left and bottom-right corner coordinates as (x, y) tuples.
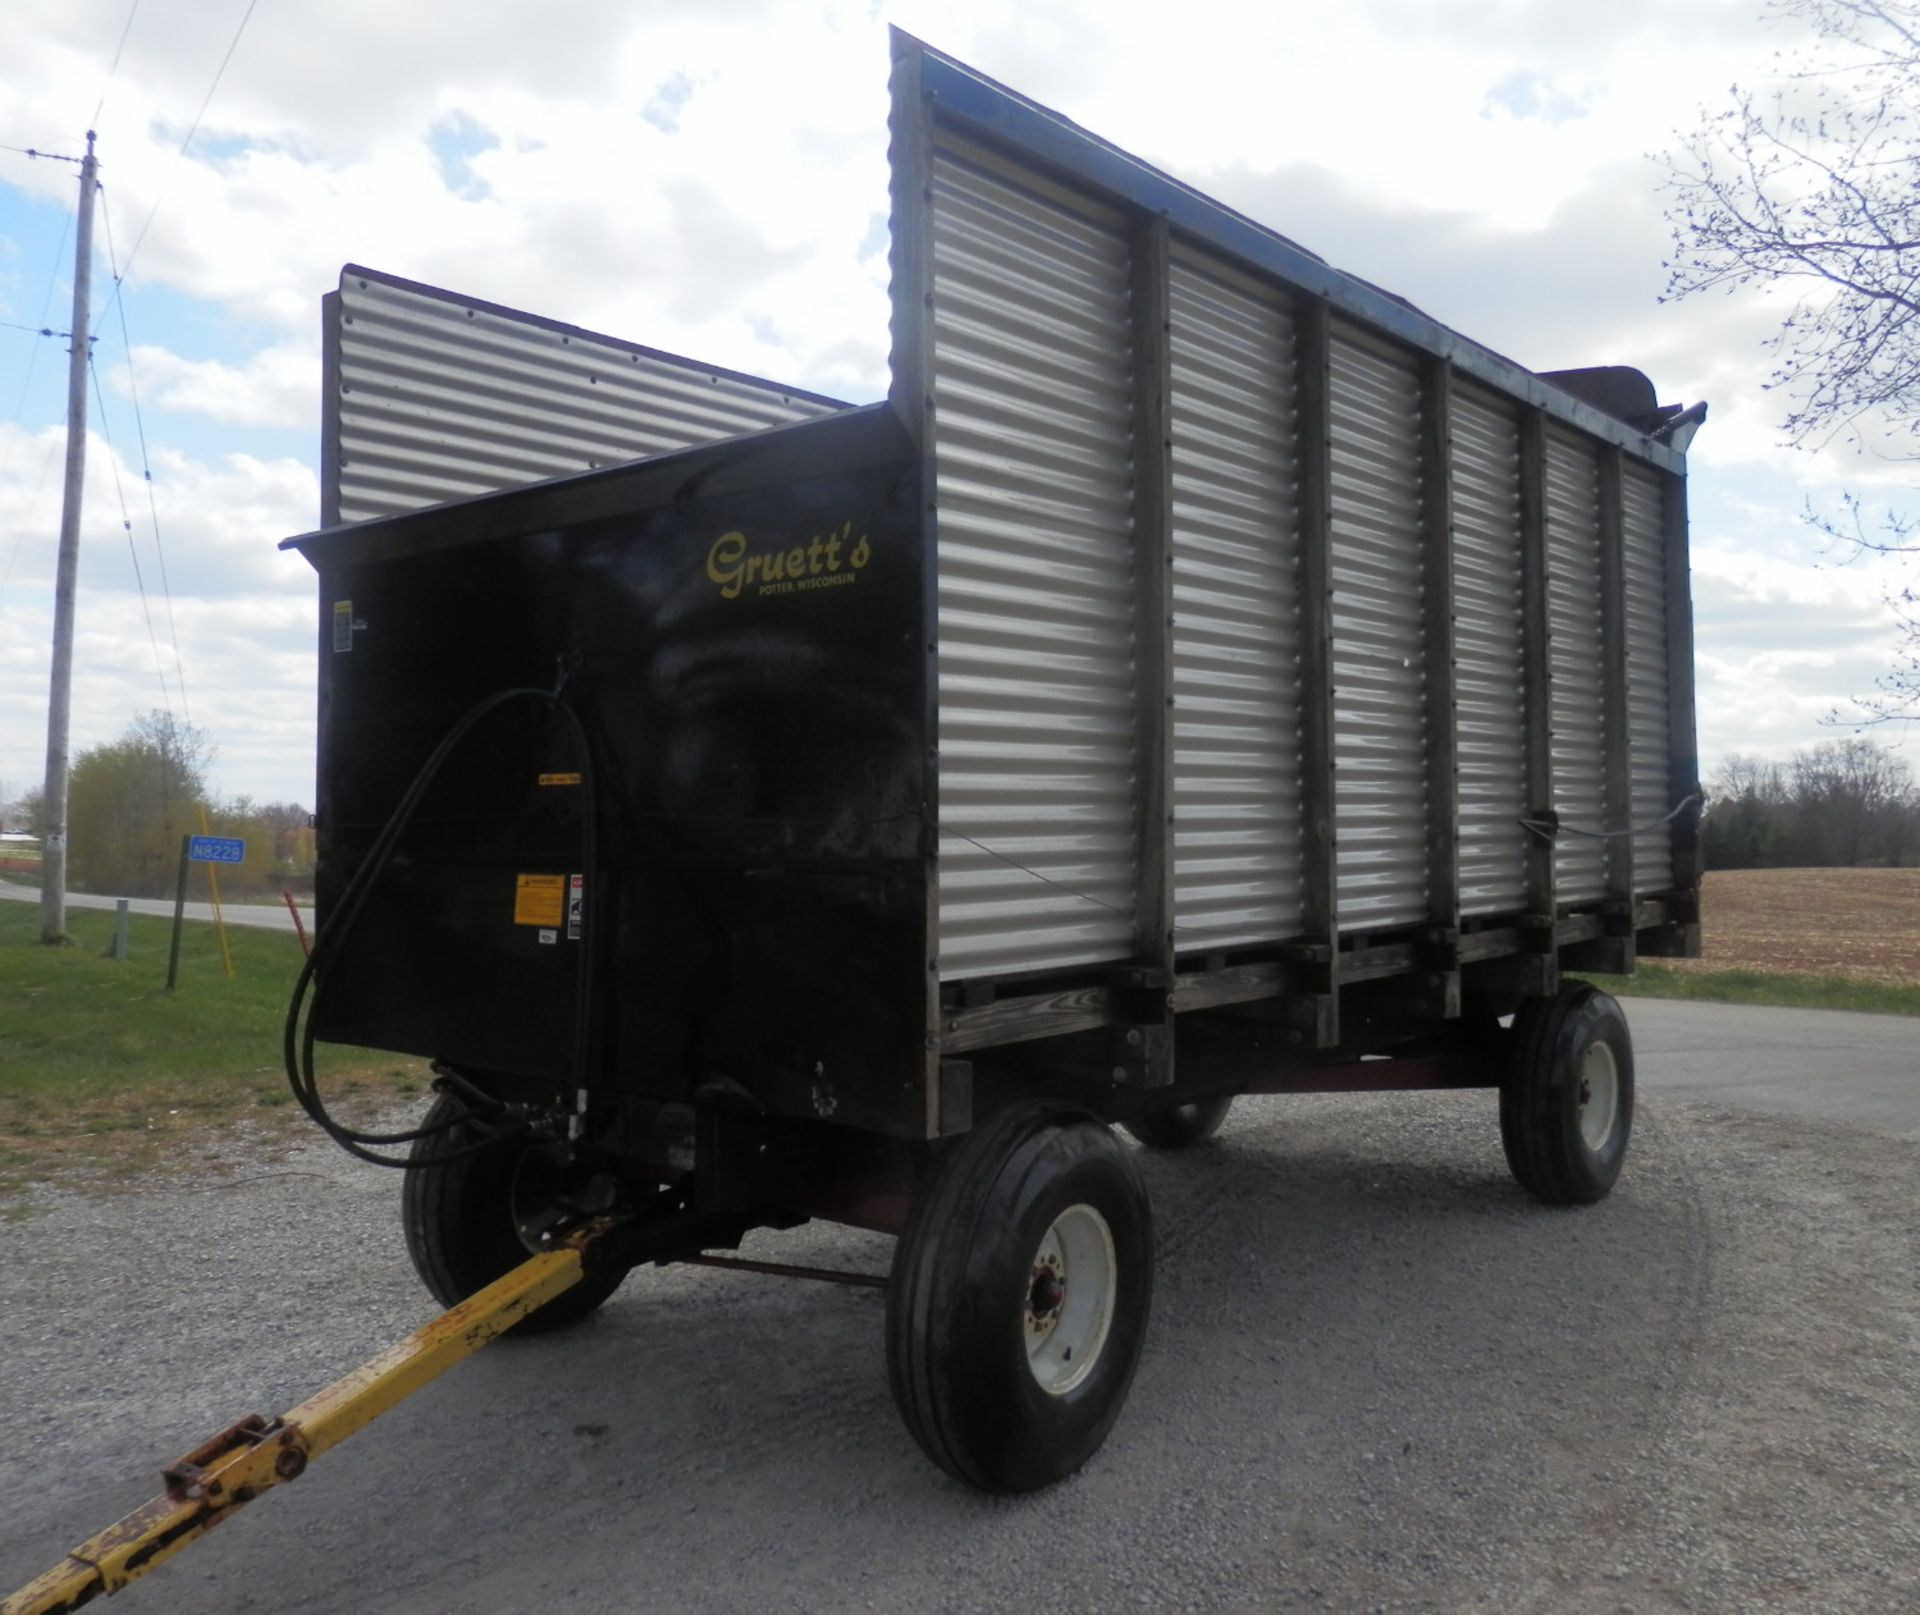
(403, 1091), (625, 1332)
(886, 1101), (1154, 1492)
(1122, 1094), (1232, 1150)
(1500, 984), (1635, 1206)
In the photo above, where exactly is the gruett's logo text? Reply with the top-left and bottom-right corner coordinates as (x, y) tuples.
(706, 521), (872, 600)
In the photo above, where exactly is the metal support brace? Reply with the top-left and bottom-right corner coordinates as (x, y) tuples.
(1120, 210), (1176, 1088)
(1516, 407), (1560, 996)
(1577, 444), (1637, 976)
(1418, 355), (1462, 1018)
(1295, 298), (1341, 1046)
(1642, 465), (1704, 959)
(1664, 469), (1704, 916)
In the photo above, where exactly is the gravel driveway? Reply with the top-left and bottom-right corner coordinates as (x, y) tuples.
(1, 1001), (1914, 1613)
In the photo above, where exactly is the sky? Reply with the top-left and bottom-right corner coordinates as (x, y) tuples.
(0, 0), (1914, 810)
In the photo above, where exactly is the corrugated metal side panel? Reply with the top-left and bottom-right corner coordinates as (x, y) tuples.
(929, 137), (1139, 979)
(1328, 323), (1428, 930)
(1622, 465), (1674, 891)
(1166, 248), (1304, 949)
(329, 271), (839, 523)
(1545, 430), (1608, 901)
(1449, 382), (1527, 916)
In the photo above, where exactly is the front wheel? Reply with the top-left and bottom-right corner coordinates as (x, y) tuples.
(1500, 984), (1635, 1206)
(886, 1101), (1154, 1492)
(402, 1091), (625, 1333)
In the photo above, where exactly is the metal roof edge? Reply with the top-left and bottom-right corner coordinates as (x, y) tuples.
(280, 400), (910, 565)
(889, 29), (1690, 474)
(336, 263), (853, 414)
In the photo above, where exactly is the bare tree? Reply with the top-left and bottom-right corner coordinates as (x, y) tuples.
(1704, 753), (1789, 866)
(1663, 0), (1920, 718)
(1702, 739), (1919, 864)
(1714, 753), (1788, 800)
(1788, 735), (1912, 861)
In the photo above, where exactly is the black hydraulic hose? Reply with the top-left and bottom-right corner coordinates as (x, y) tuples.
(283, 680), (600, 1169)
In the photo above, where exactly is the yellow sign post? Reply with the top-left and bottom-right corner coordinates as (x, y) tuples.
(196, 806), (235, 980)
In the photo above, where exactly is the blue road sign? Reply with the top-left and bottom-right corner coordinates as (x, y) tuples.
(187, 835), (246, 864)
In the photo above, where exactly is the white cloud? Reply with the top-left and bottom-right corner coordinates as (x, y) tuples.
(1, 420), (318, 801)
(113, 342), (317, 431)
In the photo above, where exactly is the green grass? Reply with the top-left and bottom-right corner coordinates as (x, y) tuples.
(1573, 962), (1920, 1017)
(0, 900), (426, 1194)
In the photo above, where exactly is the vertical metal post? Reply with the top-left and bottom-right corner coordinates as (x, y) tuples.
(1294, 298), (1340, 1046)
(1517, 407), (1559, 994)
(319, 291), (345, 529)
(1418, 357), (1461, 1016)
(283, 888), (313, 957)
(1121, 212), (1175, 1087)
(889, 44), (962, 1135)
(1663, 469), (1703, 951)
(166, 835), (190, 991)
(108, 898), (129, 962)
(1596, 445), (1636, 973)
(196, 805), (235, 979)
(39, 132), (98, 946)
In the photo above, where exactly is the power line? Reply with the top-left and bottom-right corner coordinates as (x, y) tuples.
(0, 320), (66, 337)
(97, 0), (259, 330)
(0, 182), (81, 609)
(86, 348), (179, 720)
(0, 437), (61, 598)
(90, 0), (146, 129)
(97, 183), (189, 719)
(8, 208), (74, 431)
(0, 144), (85, 163)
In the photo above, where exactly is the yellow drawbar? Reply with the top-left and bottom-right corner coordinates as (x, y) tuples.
(1, 1241), (591, 1615)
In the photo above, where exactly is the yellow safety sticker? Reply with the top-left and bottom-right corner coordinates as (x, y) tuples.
(537, 772), (581, 786)
(513, 873), (567, 927)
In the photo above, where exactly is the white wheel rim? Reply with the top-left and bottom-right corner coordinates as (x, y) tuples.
(1023, 1203), (1117, 1397)
(1577, 1041), (1620, 1152)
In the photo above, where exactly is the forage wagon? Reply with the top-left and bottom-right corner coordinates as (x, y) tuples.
(4, 37), (1708, 1611)
(287, 29), (1703, 1493)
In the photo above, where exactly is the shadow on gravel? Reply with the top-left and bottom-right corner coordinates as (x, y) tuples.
(86, 1090), (1712, 1605)
(65, 1093), (1720, 1614)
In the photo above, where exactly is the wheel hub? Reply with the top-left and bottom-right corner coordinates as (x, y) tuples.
(1027, 1258), (1066, 1331)
(1023, 1203), (1118, 1397)
(1576, 1041), (1621, 1153)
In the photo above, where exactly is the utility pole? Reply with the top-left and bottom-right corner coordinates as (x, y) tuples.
(39, 130), (98, 946)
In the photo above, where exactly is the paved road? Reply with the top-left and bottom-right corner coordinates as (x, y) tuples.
(0, 998), (1914, 1613)
(0, 877), (309, 933)
(1626, 995), (1920, 1137)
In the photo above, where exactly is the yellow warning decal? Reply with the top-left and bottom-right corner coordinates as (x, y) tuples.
(513, 873), (567, 927)
(537, 772), (581, 787)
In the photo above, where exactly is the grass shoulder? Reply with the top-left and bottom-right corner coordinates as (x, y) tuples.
(1572, 961), (1920, 1017)
(0, 901), (426, 1200)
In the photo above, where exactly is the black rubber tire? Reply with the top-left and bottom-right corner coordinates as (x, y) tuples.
(1122, 1094), (1233, 1150)
(402, 1092), (624, 1333)
(886, 1100), (1154, 1493)
(1500, 983), (1635, 1206)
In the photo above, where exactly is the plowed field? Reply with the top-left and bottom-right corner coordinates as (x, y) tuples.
(1673, 867), (1920, 986)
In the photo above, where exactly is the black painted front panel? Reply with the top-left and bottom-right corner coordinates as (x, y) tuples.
(298, 409), (929, 1135)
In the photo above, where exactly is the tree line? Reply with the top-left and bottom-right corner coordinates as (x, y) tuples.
(9, 711), (313, 899)
(1704, 737), (1918, 869)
